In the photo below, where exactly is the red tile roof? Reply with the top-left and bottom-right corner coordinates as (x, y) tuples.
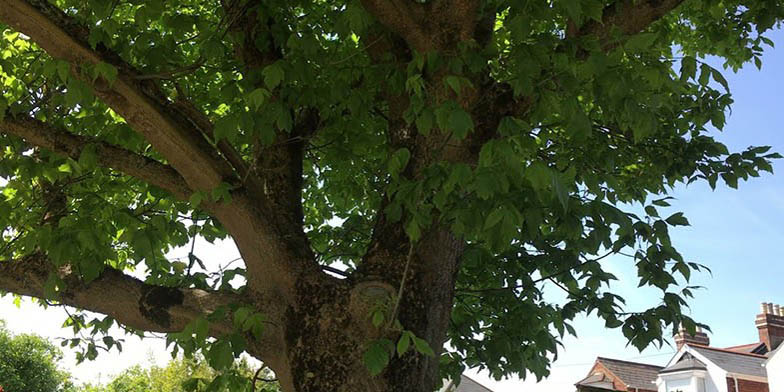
(593, 357), (663, 391)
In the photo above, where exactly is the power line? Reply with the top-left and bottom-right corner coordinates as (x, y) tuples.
(552, 351), (676, 368)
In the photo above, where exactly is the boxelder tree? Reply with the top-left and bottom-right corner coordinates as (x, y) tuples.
(0, 0), (781, 391)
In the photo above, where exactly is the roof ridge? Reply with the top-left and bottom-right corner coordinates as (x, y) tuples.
(723, 342), (763, 350)
(689, 344), (769, 358)
(596, 356), (664, 369)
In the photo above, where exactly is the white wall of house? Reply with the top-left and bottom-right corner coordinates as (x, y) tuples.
(664, 375), (693, 392)
(767, 347), (783, 392)
(657, 371), (715, 392)
(657, 347), (728, 392)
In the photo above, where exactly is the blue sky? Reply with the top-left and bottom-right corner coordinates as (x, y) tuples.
(3, 28), (784, 392)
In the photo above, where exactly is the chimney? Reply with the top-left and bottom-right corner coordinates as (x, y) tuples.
(757, 302), (784, 351)
(675, 326), (710, 350)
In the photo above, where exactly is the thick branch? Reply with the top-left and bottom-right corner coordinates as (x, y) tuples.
(577, 0), (686, 50)
(0, 0), (235, 192)
(360, 0), (479, 52)
(223, 3), (318, 253)
(0, 113), (192, 200)
(359, 0), (431, 52)
(0, 253), (288, 374)
(0, 0), (320, 299)
(0, 254), (240, 335)
(170, 96), (249, 180)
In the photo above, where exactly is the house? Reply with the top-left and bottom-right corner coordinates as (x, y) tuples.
(575, 357), (662, 392)
(440, 374), (496, 392)
(765, 346), (783, 391)
(576, 302), (784, 392)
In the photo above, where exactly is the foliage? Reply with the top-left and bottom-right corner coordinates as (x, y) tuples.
(77, 356), (279, 392)
(0, 321), (75, 392)
(0, 0), (782, 389)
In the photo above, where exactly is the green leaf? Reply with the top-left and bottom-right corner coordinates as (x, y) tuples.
(207, 340), (234, 370)
(444, 75), (462, 95)
(680, 56), (697, 81)
(448, 108), (474, 139)
(388, 148), (411, 179)
(582, 0), (604, 22)
(189, 191), (205, 208)
(233, 306), (251, 328)
(182, 378), (201, 392)
(415, 110), (434, 135)
(712, 69), (729, 91)
(56, 60), (71, 83)
(396, 331), (412, 356)
(484, 207), (505, 229)
(405, 219), (421, 242)
(214, 115), (238, 142)
(78, 143), (99, 169)
(247, 88), (270, 110)
(665, 212), (690, 226)
(363, 339), (391, 376)
(371, 309), (384, 328)
(411, 336), (435, 357)
(562, 0), (582, 22)
(625, 33), (657, 52)
(93, 61), (118, 85)
(262, 63), (285, 89)
(552, 173), (569, 212)
(526, 161), (550, 190)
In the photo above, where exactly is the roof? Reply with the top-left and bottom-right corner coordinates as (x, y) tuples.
(440, 375), (494, 392)
(595, 357), (663, 390)
(575, 373), (617, 391)
(689, 345), (768, 378)
(724, 342), (768, 355)
(660, 353), (707, 374)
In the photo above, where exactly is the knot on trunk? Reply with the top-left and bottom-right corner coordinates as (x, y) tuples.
(349, 280), (396, 333)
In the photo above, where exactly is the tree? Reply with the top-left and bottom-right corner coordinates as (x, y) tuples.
(78, 356), (280, 392)
(0, 0), (780, 391)
(0, 321), (74, 392)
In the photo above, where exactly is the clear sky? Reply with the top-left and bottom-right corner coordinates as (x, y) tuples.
(2, 29), (784, 391)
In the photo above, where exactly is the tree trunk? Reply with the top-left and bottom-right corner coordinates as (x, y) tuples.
(277, 226), (463, 392)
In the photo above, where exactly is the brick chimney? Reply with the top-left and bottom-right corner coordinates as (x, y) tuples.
(675, 326), (710, 350)
(757, 302), (784, 351)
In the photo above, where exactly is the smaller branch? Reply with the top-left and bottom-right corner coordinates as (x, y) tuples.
(133, 57), (206, 80)
(387, 242), (415, 328)
(532, 250), (615, 284)
(458, 250), (616, 293)
(251, 364), (278, 391)
(0, 113), (193, 200)
(321, 265), (349, 277)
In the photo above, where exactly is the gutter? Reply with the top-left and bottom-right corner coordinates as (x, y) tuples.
(726, 372), (768, 384)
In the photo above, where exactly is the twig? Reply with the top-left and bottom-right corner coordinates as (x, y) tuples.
(133, 57), (206, 80)
(321, 265), (350, 277)
(251, 364), (278, 391)
(387, 242), (415, 329)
